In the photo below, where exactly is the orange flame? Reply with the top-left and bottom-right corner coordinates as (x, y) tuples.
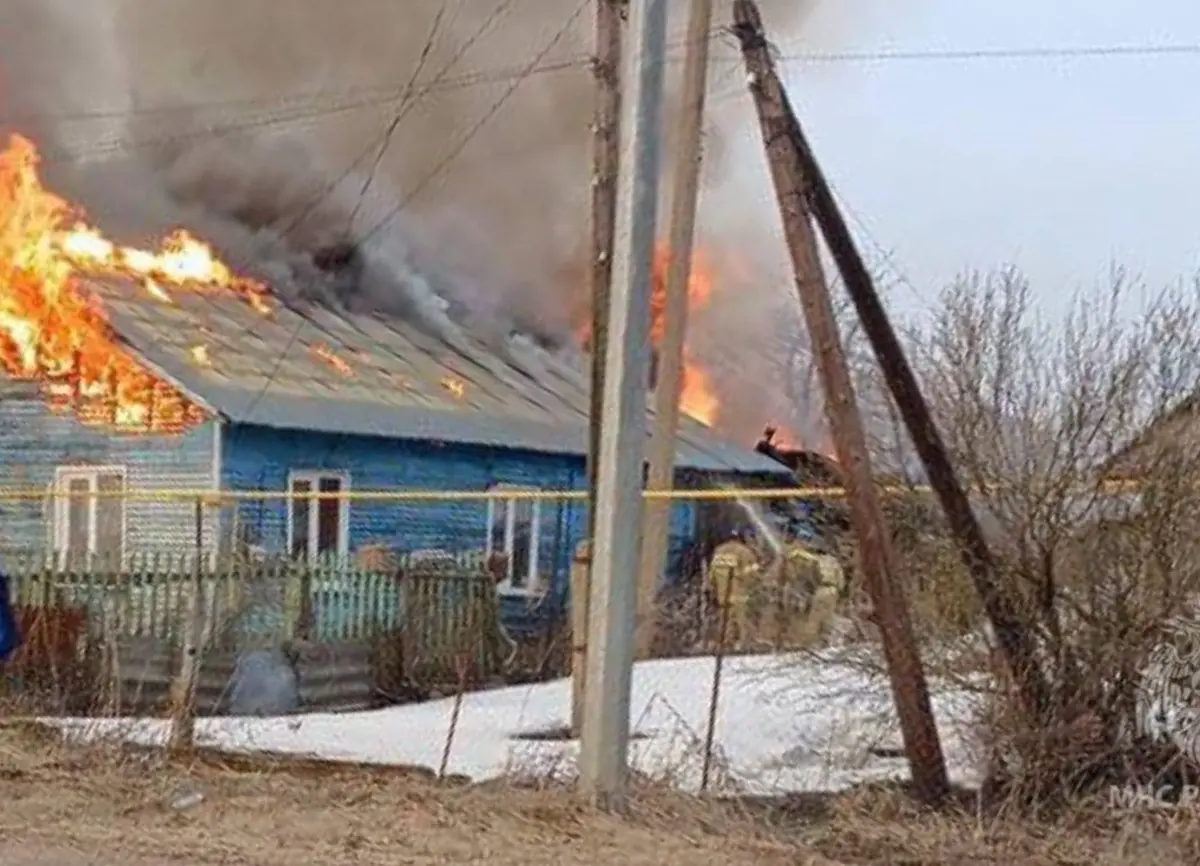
(576, 241), (722, 427)
(0, 134), (271, 432)
(680, 364), (718, 427)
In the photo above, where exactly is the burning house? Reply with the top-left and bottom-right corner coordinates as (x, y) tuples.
(0, 134), (790, 633)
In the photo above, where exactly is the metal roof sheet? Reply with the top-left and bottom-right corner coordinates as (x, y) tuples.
(92, 277), (787, 475)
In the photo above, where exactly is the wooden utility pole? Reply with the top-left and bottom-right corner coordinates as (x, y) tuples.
(733, 0), (950, 805)
(578, 0), (668, 808)
(734, 9), (1050, 720)
(635, 0), (714, 659)
(577, 0), (625, 735)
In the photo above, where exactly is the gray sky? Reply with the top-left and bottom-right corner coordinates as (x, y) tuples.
(766, 0), (1200, 319)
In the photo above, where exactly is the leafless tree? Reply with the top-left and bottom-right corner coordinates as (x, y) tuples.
(898, 265), (1200, 803)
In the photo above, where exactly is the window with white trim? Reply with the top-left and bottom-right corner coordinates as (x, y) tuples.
(485, 484), (542, 594)
(287, 471), (350, 561)
(52, 466), (126, 565)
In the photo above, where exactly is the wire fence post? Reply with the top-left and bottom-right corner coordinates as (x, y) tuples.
(168, 495), (206, 752)
(701, 563), (735, 792)
(438, 643), (472, 781)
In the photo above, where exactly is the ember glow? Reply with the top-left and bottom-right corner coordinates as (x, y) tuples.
(189, 345), (212, 367)
(0, 134), (271, 432)
(312, 343), (353, 377)
(442, 376), (466, 399)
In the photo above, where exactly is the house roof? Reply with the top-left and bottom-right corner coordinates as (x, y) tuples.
(90, 276), (787, 475)
(1101, 393), (1200, 480)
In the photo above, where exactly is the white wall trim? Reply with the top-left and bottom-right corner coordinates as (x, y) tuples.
(209, 419), (224, 562)
(51, 464), (128, 563)
(210, 419), (223, 493)
(286, 469), (351, 560)
(485, 483), (542, 596)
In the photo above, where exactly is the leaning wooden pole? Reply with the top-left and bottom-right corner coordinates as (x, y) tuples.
(732, 7), (1050, 720)
(636, 0), (715, 659)
(578, 0), (625, 735)
(733, 0), (950, 805)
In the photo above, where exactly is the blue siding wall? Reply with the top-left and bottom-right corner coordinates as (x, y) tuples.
(221, 423), (697, 634)
(0, 379), (219, 553)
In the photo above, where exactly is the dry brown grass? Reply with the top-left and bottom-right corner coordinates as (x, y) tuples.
(0, 721), (797, 866)
(791, 782), (1200, 865)
(0, 722), (1195, 865)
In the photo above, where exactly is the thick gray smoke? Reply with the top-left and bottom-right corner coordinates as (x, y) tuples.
(0, 0), (883, 444)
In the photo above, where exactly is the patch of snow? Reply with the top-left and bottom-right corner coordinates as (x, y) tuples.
(48, 653), (984, 795)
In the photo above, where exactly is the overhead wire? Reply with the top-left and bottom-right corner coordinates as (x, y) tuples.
(237, 0), (586, 422)
(14, 37), (1200, 137)
(243, 0), (513, 430)
(15, 29), (1194, 472)
(278, 2), (452, 240)
(354, 0), (591, 248)
(33, 58), (583, 165)
(236, 3), (457, 424)
(279, 1), (519, 241)
(333, 6), (450, 242)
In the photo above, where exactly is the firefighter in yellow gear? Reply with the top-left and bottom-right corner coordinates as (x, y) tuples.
(705, 530), (764, 651)
(779, 535), (846, 648)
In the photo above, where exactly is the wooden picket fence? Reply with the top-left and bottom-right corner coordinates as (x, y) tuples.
(0, 548), (514, 710)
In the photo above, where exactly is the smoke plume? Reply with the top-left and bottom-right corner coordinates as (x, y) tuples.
(0, 0), (879, 444)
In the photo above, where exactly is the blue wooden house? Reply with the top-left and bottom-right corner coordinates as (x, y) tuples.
(0, 276), (791, 632)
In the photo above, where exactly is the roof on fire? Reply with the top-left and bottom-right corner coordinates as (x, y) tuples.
(90, 277), (787, 475)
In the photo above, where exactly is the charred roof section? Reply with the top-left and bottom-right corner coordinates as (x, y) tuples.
(93, 276), (787, 474)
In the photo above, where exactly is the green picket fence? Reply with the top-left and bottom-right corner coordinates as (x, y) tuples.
(0, 549), (512, 680)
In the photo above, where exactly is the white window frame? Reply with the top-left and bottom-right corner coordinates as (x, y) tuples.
(286, 470), (350, 561)
(51, 465), (127, 563)
(485, 484), (543, 596)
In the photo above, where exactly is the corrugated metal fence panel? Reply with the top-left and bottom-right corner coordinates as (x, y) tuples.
(106, 638), (377, 716)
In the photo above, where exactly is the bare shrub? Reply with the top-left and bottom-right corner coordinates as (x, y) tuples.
(894, 266), (1200, 805)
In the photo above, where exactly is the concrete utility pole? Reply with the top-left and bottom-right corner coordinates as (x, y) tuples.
(635, 0), (714, 660)
(578, 0), (668, 809)
(577, 0), (625, 735)
(734, 7), (1050, 721)
(733, 0), (951, 805)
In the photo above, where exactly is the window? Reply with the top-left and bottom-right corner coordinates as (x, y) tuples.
(52, 467), (126, 565)
(485, 485), (542, 595)
(287, 471), (349, 561)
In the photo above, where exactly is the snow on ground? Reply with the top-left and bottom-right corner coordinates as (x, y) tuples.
(49, 652), (985, 795)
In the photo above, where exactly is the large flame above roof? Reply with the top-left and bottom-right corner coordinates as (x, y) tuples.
(575, 242), (721, 427)
(0, 133), (271, 433)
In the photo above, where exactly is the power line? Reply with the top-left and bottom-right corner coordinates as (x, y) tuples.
(13, 37), (1199, 131)
(239, 0), (586, 420)
(42, 91), (423, 164)
(334, 4), (455, 241)
(773, 42), (1200, 65)
(355, 0), (590, 247)
(35, 58), (570, 165)
(245, 0), (514, 424)
(823, 180), (931, 314)
(279, 0), (462, 240)
(235, 5), (456, 427)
